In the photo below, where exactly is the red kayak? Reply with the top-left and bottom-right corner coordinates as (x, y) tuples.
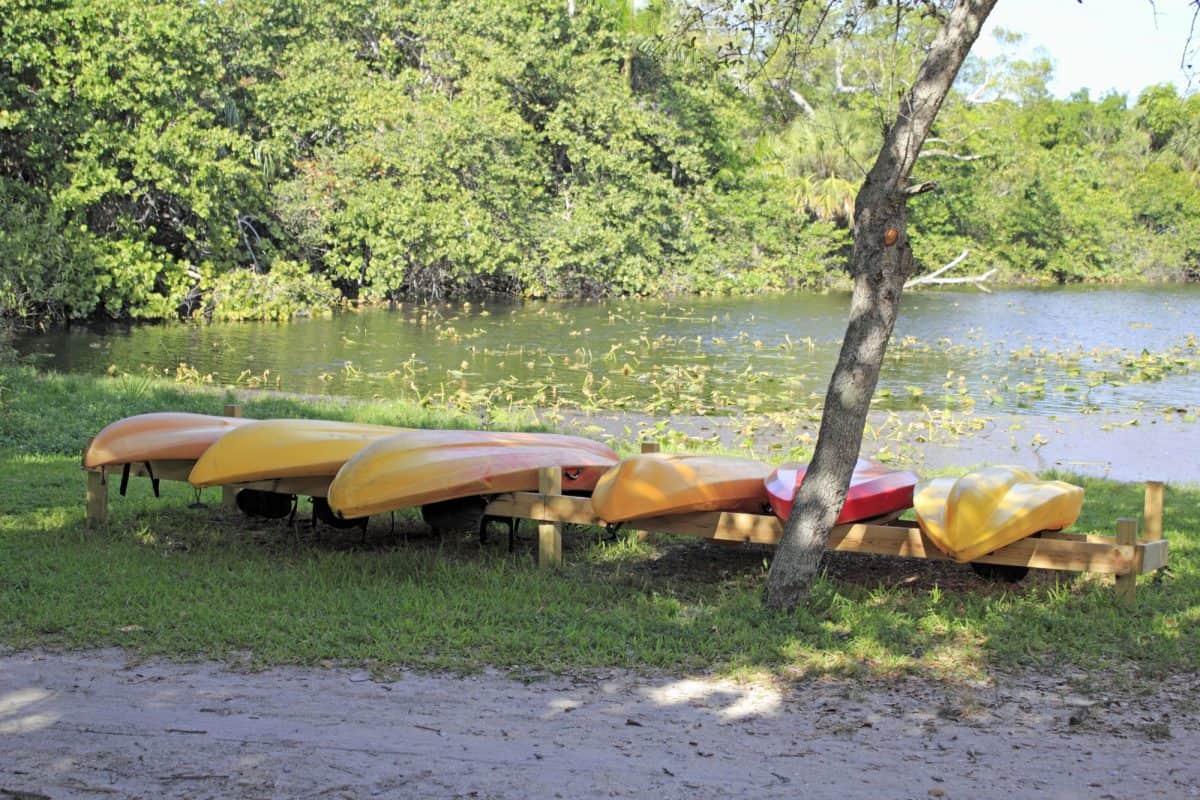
(765, 458), (919, 523)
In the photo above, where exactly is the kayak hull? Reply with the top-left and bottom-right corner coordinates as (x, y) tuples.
(188, 419), (404, 487)
(590, 454), (773, 523)
(328, 435), (619, 519)
(913, 466), (1084, 563)
(84, 412), (251, 469)
(765, 459), (919, 524)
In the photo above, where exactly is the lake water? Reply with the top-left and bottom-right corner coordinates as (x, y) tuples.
(16, 285), (1200, 417)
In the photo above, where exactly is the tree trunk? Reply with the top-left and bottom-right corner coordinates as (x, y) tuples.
(765, 0), (1000, 611)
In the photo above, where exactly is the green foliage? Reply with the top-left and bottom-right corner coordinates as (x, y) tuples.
(0, 0), (269, 320)
(1137, 84), (1189, 151)
(910, 73), (1200, 282)
(2, 1), (1198, 323)
(205, 261), (343, 321)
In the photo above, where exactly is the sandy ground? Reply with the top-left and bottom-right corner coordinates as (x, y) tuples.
(2, 650), (1198, 800)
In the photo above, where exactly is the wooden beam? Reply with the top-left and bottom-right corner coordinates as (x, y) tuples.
(830, 523), (1140, 574)
(642, 510), (784, 544)
(222, 404), (244, 510)
(1143, 481), (1164, 542)
(1038, 530), (1141, 545)
(1138, 539), (1169, 574)
(86, 469), (107, 528)
(1115, 517), (1138, 604)
(485, 493), (1154, 576)
(537, 468), (563, 568)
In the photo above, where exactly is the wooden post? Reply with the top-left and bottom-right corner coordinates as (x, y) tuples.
(86, 469), (108, 528)
(1143, 481), (1164, 542)
(537, 467), (563, 568)
(221, 403), (244, 510)
(631, 440), (661, 542)
(1115, 517), (1138, 604)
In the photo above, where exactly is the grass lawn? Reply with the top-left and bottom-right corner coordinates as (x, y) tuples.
(1, 366), (1195, 682)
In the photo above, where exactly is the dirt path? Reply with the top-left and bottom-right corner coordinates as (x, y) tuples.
(2, 651), (1197, 799)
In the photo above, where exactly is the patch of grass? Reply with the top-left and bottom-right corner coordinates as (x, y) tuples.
(0, 368), (1196, 683)
(0, 366), (519, 457)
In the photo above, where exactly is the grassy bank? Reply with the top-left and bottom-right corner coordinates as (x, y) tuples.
(0, 367), (1195, 682)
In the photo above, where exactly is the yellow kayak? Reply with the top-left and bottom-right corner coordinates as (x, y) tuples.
(188, 419), (404, 487)
(84, 412), (250, 469)
(914, 466), (1085, 563)
(327, 432), (619, 519)
(590, 453), (773, 523)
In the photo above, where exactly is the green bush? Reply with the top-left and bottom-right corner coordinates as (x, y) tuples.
(205, 261), (343, 321)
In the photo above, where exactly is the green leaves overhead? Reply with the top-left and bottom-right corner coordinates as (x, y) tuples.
(1, 1), (1197, 322)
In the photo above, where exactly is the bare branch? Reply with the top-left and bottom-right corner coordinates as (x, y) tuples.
(238, 215), (262, 274)
(906, 250), (996, 290)
(909, 267), (997, 288)
(1184, 0), (1200, 90)
(911, 248), (970, 281)
(835, 42), (865, 93)
(918, 148), (985, 161)
(965, 66), (1002, 104)
(788, 88), (816, 116)
(898, 180), (938, 197)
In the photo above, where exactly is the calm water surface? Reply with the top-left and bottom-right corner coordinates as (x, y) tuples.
(17, 286), (1200, 417)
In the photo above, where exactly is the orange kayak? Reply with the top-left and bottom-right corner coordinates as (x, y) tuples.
(84, 412), (251, 469)
(327, 433), (619, 519)
(590, 453), (773, 523)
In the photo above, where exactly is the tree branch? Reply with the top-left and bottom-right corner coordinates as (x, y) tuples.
(788, 88), (816, 117)
(918, 148), (985, 161)
(905, 248), (970, 284)
(835, 43), (865, 93)
(904, 249), (996, 290)
(898, 180), (937, 197)
(1184, 0), (1200, 90)
(768, 0), (1000, 611)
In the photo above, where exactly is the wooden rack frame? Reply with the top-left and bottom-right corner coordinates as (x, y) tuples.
(84, 416), (1169, 603)
(484, 468), (1169, 604)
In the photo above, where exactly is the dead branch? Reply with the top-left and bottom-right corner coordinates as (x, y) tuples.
(898, 180), (938, 197)
(905, 249), (996, 291)
(1184, 0), (1199, 90)
(835, 43), (865, 93)
(965, 67), (1002, 104)
(788, 88), (816, 116)
(918, 149), (985, 161)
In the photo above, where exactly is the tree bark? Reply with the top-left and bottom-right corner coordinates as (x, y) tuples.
(766, 0), (1000, 611)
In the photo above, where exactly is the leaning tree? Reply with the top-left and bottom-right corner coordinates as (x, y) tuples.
(741, 0), (1197, 608)
(667, 0), (1198, 608)
(762, 0), (999, 609)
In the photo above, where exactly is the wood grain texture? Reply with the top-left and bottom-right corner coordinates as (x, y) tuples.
(222, 404), (244, 510)
(86, 469), (107, 528)
(1115, 517), (1139, 604)
(537, 468), (563, 568)
(1143, 481), (1164, 542)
